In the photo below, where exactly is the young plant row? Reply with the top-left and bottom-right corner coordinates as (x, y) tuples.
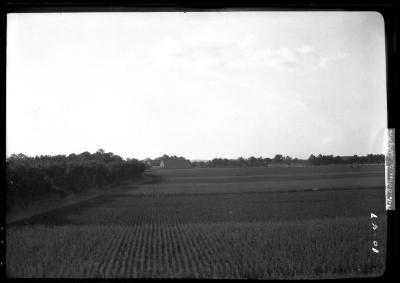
(7, 216), (386, 278)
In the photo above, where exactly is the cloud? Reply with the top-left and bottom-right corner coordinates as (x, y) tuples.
(318, 53), (347, 67)
(246, 45), (346, 70)
(150, 35), (345, 72)
(238, 34), (257, 49)
(150, 37), (230, 71)
(242, 45), (324, 70)
(261, 47), (303, 69)
(297, 45), (315, 54)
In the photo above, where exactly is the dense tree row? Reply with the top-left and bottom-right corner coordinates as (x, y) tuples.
(192, 157), (269, 168)
(308, 154), (385, 165)
(191, 155), (304, 168)
(190, 153), (385, 168)
(6, 149), (146, 210)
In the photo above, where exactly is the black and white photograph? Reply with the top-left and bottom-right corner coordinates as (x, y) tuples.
(5, 10), (390, 279)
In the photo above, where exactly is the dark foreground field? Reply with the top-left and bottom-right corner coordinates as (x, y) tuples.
(7, 165), (387, 279)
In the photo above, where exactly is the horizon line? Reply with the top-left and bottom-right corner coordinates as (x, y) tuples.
(6, 151), (385, 161)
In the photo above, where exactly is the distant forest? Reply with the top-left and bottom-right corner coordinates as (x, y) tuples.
(6, 149), (145, 211)
(145, 154), (385, 167)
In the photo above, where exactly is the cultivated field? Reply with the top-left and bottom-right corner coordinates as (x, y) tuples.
(7, 165), (387, 279)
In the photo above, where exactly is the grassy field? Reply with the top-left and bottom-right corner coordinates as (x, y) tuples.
(7, 165), (387, 279)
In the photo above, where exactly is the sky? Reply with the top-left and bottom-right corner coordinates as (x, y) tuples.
(7, 12), (387, 160)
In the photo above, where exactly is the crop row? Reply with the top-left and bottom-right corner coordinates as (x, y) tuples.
(7, 216), (386, 279)
(9, 186), (386, 228)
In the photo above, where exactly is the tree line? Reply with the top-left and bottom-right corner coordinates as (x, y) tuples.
(191, 155), (301, 168)
(144, 153), (385, 168)
(308, 154), (385, 165)
(189, 154), (385, 168)
(6, 149), (146, 211)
